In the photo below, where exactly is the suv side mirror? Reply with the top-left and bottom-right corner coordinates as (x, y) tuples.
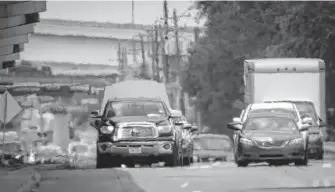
(90, 110), (101, 118)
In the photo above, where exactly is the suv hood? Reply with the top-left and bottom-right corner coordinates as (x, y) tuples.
(242, 130), (299, 141)
(109, 116), (167, 124)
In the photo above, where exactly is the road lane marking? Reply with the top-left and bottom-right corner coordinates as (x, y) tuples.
(180, 182), (189, 188)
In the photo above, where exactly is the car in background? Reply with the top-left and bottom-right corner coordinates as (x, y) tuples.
(170, 109), (193, 165)
(228, 112), (309, 167)
(263, 100), (329, 141)
(192, 133), (233, 162)
(302, 116), (324, 159)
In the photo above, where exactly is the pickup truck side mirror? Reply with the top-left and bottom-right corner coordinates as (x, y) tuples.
(90, 110), (101, 118)
(90, 119), (101, 129)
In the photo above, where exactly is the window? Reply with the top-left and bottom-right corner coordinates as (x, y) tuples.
(244, 116), (297, 131)
(104, 100), (167, 117)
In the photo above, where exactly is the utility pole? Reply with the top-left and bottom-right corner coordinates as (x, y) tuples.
(154, 24), (160, 82)
(173, 8), (185, 113)
(139, 34), (149, 79)
(132, 0), (137, 66)
(163, 0), (169, 83)
(148, 29), (156, 80)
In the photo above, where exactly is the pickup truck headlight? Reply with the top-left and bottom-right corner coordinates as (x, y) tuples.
(157, 120), (173, 135)
(289, 138), (304, 145)
(240, 138), (253, 145)
(100, 125), (114, 134)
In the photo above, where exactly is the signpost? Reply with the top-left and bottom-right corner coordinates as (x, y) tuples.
(0, 91), (22, 163)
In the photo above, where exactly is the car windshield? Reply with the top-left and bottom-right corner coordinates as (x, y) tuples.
(292, 102), (318, 122)
(104, 100), (167, 117)
(244, 116), (297, 131)
(249, 108), (298, 121)
(193, 137), (232, 150)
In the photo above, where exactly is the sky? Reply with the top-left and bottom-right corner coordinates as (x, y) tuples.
(41, 1), (206, 27)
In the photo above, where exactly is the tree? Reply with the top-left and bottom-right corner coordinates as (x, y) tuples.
(138, 34), (151, 80)
(182, 1), (335, 137)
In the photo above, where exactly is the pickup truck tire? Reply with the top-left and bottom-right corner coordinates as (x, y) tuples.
(165, 143), (180, 167)
(96, 150), (110, 169)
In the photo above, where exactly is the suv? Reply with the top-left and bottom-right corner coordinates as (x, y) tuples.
(90, 97), (184, 168)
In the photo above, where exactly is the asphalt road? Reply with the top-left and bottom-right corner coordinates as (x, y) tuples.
(36, 160), (335, 192)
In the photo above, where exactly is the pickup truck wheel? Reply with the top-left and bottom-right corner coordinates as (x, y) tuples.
(165, 143), (180, 167)
(96, 151), (109, 169)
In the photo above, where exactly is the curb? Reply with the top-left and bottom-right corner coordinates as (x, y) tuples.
(17, 168), (41, 192)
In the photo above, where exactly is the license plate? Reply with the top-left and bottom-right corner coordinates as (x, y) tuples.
(129, 147), (142, 154)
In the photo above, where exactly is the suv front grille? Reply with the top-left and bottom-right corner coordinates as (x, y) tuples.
(119, 126), (155, 138)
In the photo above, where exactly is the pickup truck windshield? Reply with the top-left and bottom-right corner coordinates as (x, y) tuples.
(104, 100), (167, 117)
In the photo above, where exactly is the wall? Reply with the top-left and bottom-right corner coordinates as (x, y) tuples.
(21, 34), (137, 66)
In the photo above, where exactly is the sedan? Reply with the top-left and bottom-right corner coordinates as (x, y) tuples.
(192, 133), (232, 162)
(228, 112), (309, 167)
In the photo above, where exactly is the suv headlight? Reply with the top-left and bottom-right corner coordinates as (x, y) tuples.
(240, 138), (253, 145)
(100, 125), (114, 134)
(289, 138), (304, 145)
(157, 120), (173, 134)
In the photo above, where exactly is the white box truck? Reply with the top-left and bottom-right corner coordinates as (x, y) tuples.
(243, 58), (328, 140)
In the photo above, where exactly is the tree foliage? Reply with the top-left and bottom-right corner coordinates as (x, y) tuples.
(182, 1), (335, 136)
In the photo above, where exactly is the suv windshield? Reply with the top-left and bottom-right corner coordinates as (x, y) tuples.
(104, 100), (167, 117)
(244, 116), (297, 131)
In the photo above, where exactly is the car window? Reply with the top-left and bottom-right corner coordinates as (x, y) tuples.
(193, 137), (232, 150)
(244, 116), (298, 131)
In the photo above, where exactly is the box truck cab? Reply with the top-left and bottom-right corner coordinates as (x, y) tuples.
(243, 58), (328, 140)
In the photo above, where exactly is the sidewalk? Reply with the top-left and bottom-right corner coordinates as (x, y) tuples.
(0, 166), (41, 192)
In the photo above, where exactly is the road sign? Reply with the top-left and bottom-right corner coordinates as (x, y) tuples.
(0, 91), (22, 124)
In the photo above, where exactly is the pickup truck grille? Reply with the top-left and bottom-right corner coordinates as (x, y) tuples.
(119, 126), (155, 138)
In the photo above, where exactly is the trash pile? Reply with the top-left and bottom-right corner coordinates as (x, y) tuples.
(0, 131), (25, 167)
(67, 127), (97, 169)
